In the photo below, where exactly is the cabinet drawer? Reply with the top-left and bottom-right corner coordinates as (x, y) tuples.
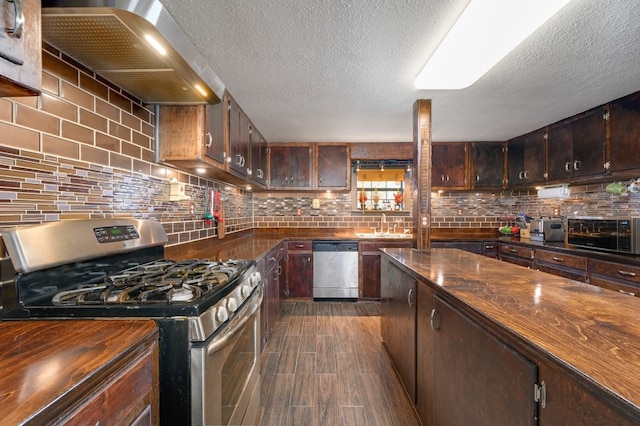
(535, 250), (587, 270)
(591, 260), (640, 285)
(286, 241), (312, 251)
(360, 241), (413, 252)
(499, 244), (533, 259)
(590, 276), (639, 297)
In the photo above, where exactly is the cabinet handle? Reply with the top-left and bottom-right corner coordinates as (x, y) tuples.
(565, 162), (571, 172)
(618, 289), (636, 297)
(319, 177), (322, 183)
(518, 171), (525, 180)
(7, 0), (24, 39)
(295, 244), (304, 248)
(205, 132), (213, 147)
(618, 270), (636, 277)
(257, 169), (264, 179)
(277, 266), (282, 275)
(441, 175), (445, 181)
(552, 256), (564, 262)
(269, 257), (276, 262)
(430, 308), (439, 331)
(510, 249), (518, 253)
(573, 160), (581, 171)
(484, 244), (495, 249)
(475, 175), (480, 182)
(407, 288), (414, 307)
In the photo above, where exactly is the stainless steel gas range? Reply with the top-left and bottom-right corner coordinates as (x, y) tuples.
(0, 219), (262, 426)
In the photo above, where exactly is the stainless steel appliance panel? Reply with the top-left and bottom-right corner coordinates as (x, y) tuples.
(312, 241), (358, 299)
(567, 217), (640, 253)
(190, 286), (262, 426)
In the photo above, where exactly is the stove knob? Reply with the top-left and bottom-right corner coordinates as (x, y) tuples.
(226, 297), (238, 312)
(216, 307), (229, 323)
(241, 284), (252, 298)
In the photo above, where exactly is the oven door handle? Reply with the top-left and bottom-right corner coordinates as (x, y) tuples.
(206, 286), (263, 355)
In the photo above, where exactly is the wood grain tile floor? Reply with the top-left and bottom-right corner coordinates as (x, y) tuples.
(258, 301), (422, 426)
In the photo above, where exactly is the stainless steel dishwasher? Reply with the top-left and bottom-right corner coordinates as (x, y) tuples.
(312, 240), (359, 299)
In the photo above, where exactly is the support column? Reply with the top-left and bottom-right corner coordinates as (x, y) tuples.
(413, 99), (432, 250)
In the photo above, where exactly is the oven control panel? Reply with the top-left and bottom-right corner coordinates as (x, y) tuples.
(93, 225), (140, 243)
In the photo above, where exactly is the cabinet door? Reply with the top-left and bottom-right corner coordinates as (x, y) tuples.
(250, 129), (268, 187)
(415, 281), (434, 426)
(472, 142), (504, 189)
(285, 242), (312, 298)
(546, 121), (573, 181)
(537, 359), (638, 425)
(228, 96), (250, 176)
(204, 102), (227, 164)
(432, 296), (537, 426)
(317, 145), (350, 189)
(382, 259), (416, 402)
(508, 130), (546, 186)
(269, 145), (312, 189)
(610, 92), (640, 173)
(0, 0), (40, 96)
(571, 107), (606, 177)
(432, 143), (467, 189)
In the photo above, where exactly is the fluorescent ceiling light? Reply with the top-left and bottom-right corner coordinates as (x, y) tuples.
(415, 0), (571, 90)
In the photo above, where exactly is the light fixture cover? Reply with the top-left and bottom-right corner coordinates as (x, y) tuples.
(415, 0), (571, 90)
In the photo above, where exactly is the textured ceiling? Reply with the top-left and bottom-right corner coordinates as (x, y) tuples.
(159, 0), (640, 143)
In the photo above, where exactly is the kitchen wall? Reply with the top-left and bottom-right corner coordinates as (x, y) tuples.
(2, 46), (638, 243)
(0, 46), (252, 246)
(432, 182), (640, 229)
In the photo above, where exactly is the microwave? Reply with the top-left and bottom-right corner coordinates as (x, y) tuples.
(567, 217), (640, 254)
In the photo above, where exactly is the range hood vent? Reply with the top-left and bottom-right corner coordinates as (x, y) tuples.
(41, 0), (224, 105)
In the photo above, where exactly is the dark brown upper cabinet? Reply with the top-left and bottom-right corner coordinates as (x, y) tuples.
(610, 92), (640, 174)
(547, 106), (606, 182)
(227, 95), (251, 178)
(204, 101), (227, 165)
(268, 144), (313, 189)
(316, 144), (350, 190)
(250, 126), (268, 187)
(431, 143), (468, 190)
(507, 129), (546, 187)
(0, 0), (41, 96)
(471, 142), (505, 189)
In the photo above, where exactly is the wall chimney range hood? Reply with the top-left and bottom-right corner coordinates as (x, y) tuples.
(41, 0), (225, 105)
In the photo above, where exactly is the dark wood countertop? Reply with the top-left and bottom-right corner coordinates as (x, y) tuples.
(381, 247), (640, 415)
(0, 319), (158, 426)
(164, 229), (415, 261)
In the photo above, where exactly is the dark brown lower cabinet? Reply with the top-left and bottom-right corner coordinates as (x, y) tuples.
(285, 241), (312, 297)
(360, 241), (414, 299)
(381, 257), (416, 402)
(415, 280), (434, 425)
(537, 359), (639, 425)
(430, 295), (538, 426)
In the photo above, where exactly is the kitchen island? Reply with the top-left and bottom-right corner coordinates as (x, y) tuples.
(381, 247), (640, 425)
(0, 320), (159, 426)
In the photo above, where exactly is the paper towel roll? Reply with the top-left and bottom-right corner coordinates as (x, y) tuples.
(537, 186), (570, 199)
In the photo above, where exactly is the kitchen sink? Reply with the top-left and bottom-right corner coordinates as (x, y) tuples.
(355, 233), (413, 239)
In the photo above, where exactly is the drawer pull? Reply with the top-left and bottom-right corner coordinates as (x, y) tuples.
(618, 289), (636, 297)
(510, 249), (518, 253)
(484, 244), (495, 249)
(295, 244), (304, 248)
(552, 256), (564, 262)
(618, 270), (636, 278)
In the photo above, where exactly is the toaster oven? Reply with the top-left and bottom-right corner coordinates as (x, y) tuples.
(567, 217), (640, 254)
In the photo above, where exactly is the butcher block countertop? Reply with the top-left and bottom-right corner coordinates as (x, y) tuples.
(382, 247), (640, 417)
(0, 320), (158, 426)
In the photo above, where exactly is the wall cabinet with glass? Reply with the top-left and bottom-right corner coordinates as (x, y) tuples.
(354, 161), (412, 212)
